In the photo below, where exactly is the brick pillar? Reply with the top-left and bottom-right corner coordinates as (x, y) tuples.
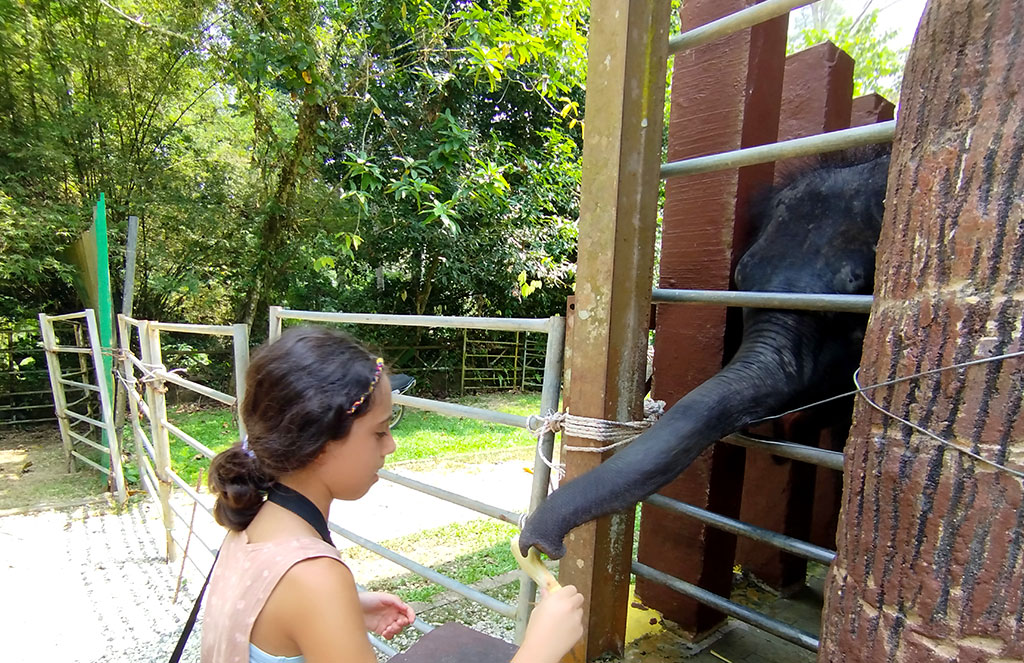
(735, 41), (854, 592)
(635, 0), (787, 639)
(819, 1), (1024, 660)
(849, 93), (895, 126)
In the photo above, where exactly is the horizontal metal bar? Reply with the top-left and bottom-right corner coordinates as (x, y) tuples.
(367, 634), (399, 657)
(0, 403), (52, 412)
(660, 121), (895, 179)
(0, 416), (56, 425)
(668, 0), (813, 54)
(64, 409), (105, 429)
(0, 368), (49, 376)
(632, 561), (819, 651)
(168, 470), (215, 518)
(392, 393), (529, 429)
(329, 524), (517, 619)
(168, 499), (219, 554)
(0, 389), (56, 397)
(149, 321), (236, 336)
(276, 309), (554, 334)
(644, 494), (835, 565)
(71, 450), (111, 476)
(153, 370), (236, 406)
(50, 346), (93, 355)
(652, 288), (873, 313)
(139, 469), (160, 504)
(168, 526), (217, 576)
(377, 469), (524, 526)
(58, 378), (101, 393)
(43, 311), (89, 322)
(140, 455), (161, 498)
(119, 314), (145, 328)
(162, 418), (216, 459)
(723, 433), (844, 471)
(68, 429), (110, 455)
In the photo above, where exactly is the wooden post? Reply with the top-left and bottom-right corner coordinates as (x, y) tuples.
(736, 40), (854, 592)
(142, 321), (175, 561)
(637, 0), (788, 638)
(556, 2), (670, 660)
(819, 1), (1024, 660)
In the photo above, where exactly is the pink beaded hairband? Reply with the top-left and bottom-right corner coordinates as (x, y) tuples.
(346, 357), (384, 414)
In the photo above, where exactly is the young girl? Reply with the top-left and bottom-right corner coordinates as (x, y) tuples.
(202, 326), (584, 663)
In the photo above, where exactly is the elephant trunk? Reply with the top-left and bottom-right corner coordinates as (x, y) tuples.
(519, 310), (829, 559)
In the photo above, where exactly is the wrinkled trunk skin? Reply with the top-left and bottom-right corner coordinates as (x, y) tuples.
(520, 308), (858, 559)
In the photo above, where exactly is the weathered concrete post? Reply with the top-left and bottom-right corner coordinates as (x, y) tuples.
(819, 1), (1024, 661)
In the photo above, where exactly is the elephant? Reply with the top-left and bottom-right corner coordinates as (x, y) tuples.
(520, 149), (892, 559)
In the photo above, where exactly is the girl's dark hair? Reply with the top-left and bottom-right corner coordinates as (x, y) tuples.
(209, 326), (383, 531)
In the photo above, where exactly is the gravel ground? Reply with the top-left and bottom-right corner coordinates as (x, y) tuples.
(0, 455), (538, 663)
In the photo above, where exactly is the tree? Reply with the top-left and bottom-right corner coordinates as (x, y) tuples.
(819, 1), (1024, 660)
(788, 1), (908, 101)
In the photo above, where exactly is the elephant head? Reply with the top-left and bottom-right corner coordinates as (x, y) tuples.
(520, 150), (891, 559)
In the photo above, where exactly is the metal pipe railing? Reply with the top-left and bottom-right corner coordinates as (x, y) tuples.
(632, 561), (819, 651)
(668, 0), (815, 54)
(329, 523), (518, 619)
(273, 307), (553, 334)
(724, 433), (844, 471)
(148, 321), (236, 336)
(377, 469), (523, 526)
(660, 121), (895, 179)
(392, 393), (529, 429)
(644, 494), (835, 564)
(652, 288), (873, 313)
(153, 369), (236, 406)
(162, 418), (216, 459)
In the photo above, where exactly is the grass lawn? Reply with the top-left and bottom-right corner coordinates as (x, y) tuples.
(159, 391), (544, 485)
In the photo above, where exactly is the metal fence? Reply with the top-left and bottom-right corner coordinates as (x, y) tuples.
(269, 306), (566, 641)
(0, 324), (56, 427)
(38, 309), (126, 503)
(113, 307), (565, 655)
(617, 0), (894, 653)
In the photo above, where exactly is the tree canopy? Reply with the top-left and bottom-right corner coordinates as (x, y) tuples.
(0, 0), (586, 334)
(0, 0), (911, 340)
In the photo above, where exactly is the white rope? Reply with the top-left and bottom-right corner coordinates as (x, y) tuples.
(529, 399), (666, 488)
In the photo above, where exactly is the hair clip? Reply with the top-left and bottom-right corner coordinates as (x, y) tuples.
(240, 435), (256, 460)
(346, 357), (384, 415)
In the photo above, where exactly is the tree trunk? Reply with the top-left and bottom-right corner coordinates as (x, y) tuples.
(819, 1), (1024, 661)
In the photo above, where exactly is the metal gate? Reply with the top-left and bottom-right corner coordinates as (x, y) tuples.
(38, 309), (126, 503)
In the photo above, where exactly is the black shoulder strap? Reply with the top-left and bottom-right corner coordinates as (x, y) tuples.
(169, 548), (219, 663)
(267, 482), (334, 545)
(169, 483), (333, 663)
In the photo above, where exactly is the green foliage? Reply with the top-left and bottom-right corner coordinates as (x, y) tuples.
(788, 9), (907, 102)
(0, 0), (588, 330)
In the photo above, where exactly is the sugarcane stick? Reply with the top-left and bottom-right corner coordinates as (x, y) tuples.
(511, 535), (561, 592)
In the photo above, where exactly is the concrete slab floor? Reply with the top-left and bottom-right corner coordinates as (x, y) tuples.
(597, 567), (826, 663)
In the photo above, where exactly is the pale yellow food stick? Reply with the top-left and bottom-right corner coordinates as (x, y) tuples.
(511, 534), (561, 592)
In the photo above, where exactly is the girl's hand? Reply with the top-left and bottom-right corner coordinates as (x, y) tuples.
(358, 591), (416, 639)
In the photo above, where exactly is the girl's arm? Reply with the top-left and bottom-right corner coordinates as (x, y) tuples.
(274, 557), (379, 663)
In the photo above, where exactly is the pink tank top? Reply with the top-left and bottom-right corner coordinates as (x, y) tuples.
(200, 530), (344, 663)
